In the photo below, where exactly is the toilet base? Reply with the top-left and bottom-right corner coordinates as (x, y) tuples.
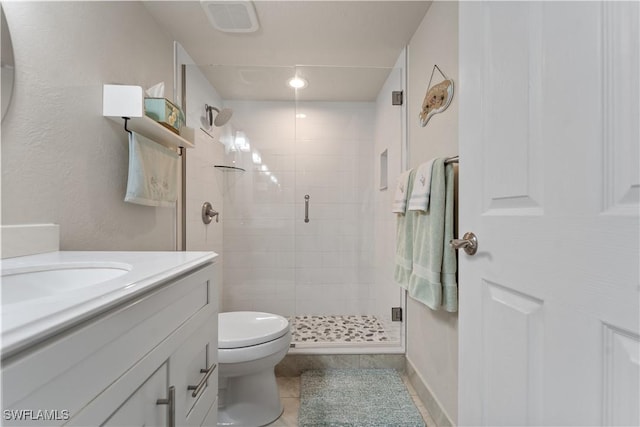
(217, 370), (283, 427)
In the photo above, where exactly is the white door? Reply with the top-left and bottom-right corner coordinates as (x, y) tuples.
(458, 2), (639, 426)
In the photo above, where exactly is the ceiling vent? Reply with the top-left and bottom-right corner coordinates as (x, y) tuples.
(201, 1), (259, 33)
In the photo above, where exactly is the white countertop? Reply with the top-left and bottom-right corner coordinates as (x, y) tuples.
(1, 251), (217, 357)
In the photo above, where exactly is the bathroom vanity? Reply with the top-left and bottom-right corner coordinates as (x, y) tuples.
(1, 251), (219, 426)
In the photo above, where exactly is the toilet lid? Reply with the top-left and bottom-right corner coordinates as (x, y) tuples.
(219, 311), (290, 349)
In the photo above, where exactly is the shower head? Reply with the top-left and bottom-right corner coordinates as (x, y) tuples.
(205, 104), (233, 127)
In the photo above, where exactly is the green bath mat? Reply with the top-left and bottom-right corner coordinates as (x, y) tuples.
(299, 369), (425, 427)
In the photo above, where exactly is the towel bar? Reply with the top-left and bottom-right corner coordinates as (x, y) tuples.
(444, 155), (458, 164)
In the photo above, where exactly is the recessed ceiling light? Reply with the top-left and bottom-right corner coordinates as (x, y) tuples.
(295, 113), (307, 119)
(288, 76), (308, 89)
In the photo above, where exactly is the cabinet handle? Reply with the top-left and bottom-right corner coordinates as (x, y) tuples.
(156, 385), (175, 427)
(187, 363), (217, 398)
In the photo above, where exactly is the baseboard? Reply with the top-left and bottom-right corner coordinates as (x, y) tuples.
(405, 357), (455, 427)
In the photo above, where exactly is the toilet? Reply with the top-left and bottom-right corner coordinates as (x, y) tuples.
(217, 311), (291, 427)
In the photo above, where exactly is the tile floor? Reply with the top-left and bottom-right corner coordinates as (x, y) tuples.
(269, 374), (436, 427)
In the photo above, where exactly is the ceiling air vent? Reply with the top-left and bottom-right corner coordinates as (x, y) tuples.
(201, 1), (259, 33)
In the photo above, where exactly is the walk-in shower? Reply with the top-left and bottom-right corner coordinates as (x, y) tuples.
(184, 62), (406, 353)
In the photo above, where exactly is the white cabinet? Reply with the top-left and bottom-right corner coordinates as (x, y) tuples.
(102, 364), (169, 427)
(172, 320), (218, 426)
(1, 262), (218, 427)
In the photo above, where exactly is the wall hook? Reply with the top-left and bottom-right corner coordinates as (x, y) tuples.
(123, 117), (132, 134)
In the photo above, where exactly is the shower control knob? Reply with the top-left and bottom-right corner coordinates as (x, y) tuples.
(450, 232), (478, 256)
(202, 202), (219, 224)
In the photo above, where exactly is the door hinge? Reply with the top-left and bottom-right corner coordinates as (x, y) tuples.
(391, 307), (403, 321)
(392, 91), (403, 106)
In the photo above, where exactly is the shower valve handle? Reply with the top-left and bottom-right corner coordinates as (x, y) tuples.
(202, 202), (219, 224)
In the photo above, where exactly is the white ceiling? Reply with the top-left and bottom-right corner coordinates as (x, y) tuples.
(144, 1), (431, 101)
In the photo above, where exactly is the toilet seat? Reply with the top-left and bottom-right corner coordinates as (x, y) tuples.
(219, 311), (290, 349)
(218, 331), (291, 365)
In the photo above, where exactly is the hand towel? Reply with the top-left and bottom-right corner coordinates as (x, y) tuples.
(407, 159), (435, 212)
(393, 169), (415, 289)
(441, 163), (458, 312)
(394, 169), (416, 289)
(125, 131), (179, 207)
(408, 158), (446, 309)
(391, 169), (414, 214)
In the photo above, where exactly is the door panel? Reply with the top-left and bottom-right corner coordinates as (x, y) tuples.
(603, 325), (640, 426)
(602, 2), (640, 216)
(482, 2), (543, 215)
(482, 281), (544, 426)
(459, 2), (639, 425)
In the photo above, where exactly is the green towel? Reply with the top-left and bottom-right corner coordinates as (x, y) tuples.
(393, 169), (416, 289)
(408, 159), (446, 309)
(441, 164), (458, 312)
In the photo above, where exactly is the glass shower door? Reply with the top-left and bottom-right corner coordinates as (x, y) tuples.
(207, 63), (405, 351)
(290, 65), (404, 349)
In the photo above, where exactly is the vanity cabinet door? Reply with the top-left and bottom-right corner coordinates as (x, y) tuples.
(102, 363), (169, 427)
(172, 316), (218, 426)
(200, 398), (219, 427)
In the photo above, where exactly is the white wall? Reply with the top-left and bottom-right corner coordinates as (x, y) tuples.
(1, 2), (176, 250)
(221, 100), (376, 316)
(406, 1), (459, 425)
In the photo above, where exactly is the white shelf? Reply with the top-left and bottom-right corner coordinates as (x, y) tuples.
(103, 84), (194, 150)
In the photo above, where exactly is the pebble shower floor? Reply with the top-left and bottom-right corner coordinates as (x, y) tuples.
(289, 315), (393, 344)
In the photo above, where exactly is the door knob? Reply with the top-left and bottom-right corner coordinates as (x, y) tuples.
(450, 232), (478, 255)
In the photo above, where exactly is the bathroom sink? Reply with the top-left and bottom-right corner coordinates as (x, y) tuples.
(1, 262), (132, 304)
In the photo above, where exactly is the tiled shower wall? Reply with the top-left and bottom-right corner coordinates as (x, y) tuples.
(222, 101), (376, 317)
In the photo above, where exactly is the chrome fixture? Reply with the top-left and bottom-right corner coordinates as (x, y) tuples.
(444, 155), (459, 164)
(156, 386), (175, 427)
(304, 195), (310, 223)
(187, 363), (217, 398)
(205, 104), (233, 127)
(202, 202), (219, 224)
(450, 232), (478, 256)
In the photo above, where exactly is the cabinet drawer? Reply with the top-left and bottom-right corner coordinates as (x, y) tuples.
(172, 317), (218, 426)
